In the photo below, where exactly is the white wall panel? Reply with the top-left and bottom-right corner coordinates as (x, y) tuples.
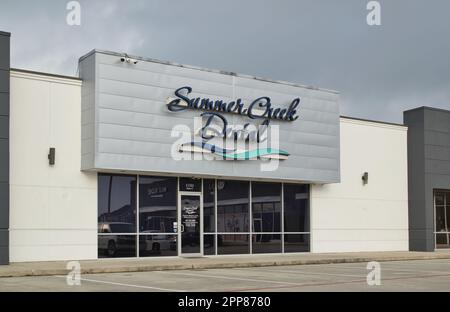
(311, 118), (409, 253)
(9, 71), (97, 262)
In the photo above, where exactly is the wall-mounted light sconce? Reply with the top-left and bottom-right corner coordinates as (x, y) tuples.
(48, 148), (56, 166)
(362, 172), (369, 185)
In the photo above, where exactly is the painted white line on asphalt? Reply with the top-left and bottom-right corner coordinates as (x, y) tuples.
(302, 263), (450, 275)
(54, 276), (184, 292)
(239, 267), (363, 278)
(160, 271), (313, 286)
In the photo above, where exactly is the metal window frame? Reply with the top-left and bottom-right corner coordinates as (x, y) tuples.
(434, 190), (450, 249)
(98, 174), (312, 260)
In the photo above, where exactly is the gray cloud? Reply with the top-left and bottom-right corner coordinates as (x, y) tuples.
(0, 0), (449, 123)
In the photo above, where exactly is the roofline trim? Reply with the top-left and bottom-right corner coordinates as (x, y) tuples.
(11, 68), (81, 81)
(340, 115), (406, 128)
(79, 49), (340, 95)
(0, 31), (11, 37)
(403, 106), (450, 115)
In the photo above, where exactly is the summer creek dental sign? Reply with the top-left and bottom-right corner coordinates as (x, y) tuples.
(166, 86), (301, 160)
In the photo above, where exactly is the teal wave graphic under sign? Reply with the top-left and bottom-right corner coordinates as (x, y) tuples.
(180, 142), (290, 160)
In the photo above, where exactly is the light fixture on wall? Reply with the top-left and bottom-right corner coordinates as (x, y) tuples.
(362, 172), (369, 185)
(48, 148), (56, 166)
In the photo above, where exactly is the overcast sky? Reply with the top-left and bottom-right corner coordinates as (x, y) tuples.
(0, 0), (449, 123)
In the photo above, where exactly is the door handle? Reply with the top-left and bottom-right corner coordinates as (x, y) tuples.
(180, 224), (185, 233)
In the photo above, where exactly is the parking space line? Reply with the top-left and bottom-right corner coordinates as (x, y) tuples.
(235, 267), (363, 278)
(160, 271), (306, 286)
(54, 276), (185, 292)
(313, 263), (450, 275)
(223, 272), (450, 292)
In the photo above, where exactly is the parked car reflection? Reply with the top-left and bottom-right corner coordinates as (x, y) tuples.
(140, 231), (177, 256)
(98, 222), (137, 257)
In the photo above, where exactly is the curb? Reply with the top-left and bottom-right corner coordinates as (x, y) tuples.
(1, 253), (450, 278)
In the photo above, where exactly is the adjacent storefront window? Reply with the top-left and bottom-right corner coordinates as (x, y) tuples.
(203, 179), (216, 255)
(98, 175), (310, 258)
(252, 182), (281, 254)
(98, 174), (137, 258)
(217, 180), (250, 255)
(139, 176), (178, 257)
(435, 190), (450, 249)
(284, 184), (310, 252)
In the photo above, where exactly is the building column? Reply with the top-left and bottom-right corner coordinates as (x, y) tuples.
(0, 31), (10, 265)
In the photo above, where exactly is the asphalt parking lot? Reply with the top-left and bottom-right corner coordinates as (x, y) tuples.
(0, 259), (450, 292)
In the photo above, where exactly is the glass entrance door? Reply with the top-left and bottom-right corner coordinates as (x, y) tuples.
(179, 194), (202, 256)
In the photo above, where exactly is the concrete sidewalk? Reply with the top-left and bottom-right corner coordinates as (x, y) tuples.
(1, 250), (450, 278)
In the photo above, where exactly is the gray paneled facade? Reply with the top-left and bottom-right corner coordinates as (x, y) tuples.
(404, 107), (450, 251)
(0, 31), (10, 265)
(79, 50), (341, 184)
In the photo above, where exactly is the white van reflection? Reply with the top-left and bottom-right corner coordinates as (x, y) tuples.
(140, 230), (177, 255)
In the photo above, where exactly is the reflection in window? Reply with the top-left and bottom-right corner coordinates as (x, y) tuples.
(98, 235), (137, 258)
(252, 234), (282, 254)
(284, 184), (310, 233)
(217, 234), (250, 255)
(98, 174), (137, 233)
(217, 180), (249, 233)
(139, 235), (177, 257)
(203, 180), (215, 233)
(139, 176), (177, 233)
(435, 190), (450, 249)
(284, 234), (310, 253)
(252, 182), (281, 233)
(204, 234), (216, 256)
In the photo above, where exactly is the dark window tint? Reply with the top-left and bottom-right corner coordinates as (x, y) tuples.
(98, 174), (136, 233)
(284, 234), (310, 253)
(252, 182), (281, 233)
(204, 234), (216, 256)
(217, 234), (250, 255)
(217, 180), (249, 233)
(252, 234), (282, 254)
(436, 205), (447, 232)
(139, 235), (177, 257)
(436, 234), (450, 248)
(139, 176), (177, 233)
(203, 180), (215, 233)
(98, 235), (136, 258)
(284, 184), (310, 232)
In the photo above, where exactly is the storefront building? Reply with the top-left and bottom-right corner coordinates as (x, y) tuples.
(405, 107), (450, 251)
(0, 31), (418, 264)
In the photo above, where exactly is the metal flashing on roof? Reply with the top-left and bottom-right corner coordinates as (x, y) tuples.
(79, 49), (340, 95)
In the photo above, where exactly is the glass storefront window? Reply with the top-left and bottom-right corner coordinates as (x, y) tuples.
(252, 234), (282, 254)
(98, 174), (137, 233)
(435, 190), (450, 249)
(284, 234), (310, 253)
(203, 179), (215, 233)
(217, 180), (249, 233)
(217, 234), (250, 255)
(204, 234), (216, 256)
(98, 235), (137, 258)
(139, 176), (177, 234)
(139, 235), (177, 257)
(284, 184), (310, 233)
(180, 178), (202, 192)
(252, 182), (281, 233)
(98, 175), (311, 258)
